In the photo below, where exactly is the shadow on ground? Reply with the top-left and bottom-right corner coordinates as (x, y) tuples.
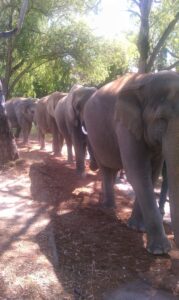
(30, 158), (179, 299)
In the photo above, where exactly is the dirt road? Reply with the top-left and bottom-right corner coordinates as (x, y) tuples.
(0, 140), (179, 299)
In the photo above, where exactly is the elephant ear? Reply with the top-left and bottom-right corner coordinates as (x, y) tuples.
(72, 87), (97, 123)
(66, 84), (82, 127)
(115, 90), (143, 140)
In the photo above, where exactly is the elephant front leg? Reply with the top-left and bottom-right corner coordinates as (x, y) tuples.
(72, 129), (86, 177)
(22, 122), (31, 145)
(75, 140), (86, 177)
(38, 128), (45, 150)
(117, 124), (171, 254)
(100, 166), (118, 208)
(128, 153), (163, 232)
(15, 125), (21, 139)
(127, 199), (145, 232)
(51, 118), (63, 155)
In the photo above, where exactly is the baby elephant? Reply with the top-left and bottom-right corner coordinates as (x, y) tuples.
(5, 97), (37, 144)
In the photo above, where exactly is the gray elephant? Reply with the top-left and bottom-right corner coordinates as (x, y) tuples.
(54, 84), (97, 176)
(84, 71), (179, 254)
(5, 97), (37, 144)
(34, 91), (67, 154)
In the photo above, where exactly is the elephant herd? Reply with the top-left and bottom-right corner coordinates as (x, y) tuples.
(5, 85), (98, 176)
(5, 71), (179, 255)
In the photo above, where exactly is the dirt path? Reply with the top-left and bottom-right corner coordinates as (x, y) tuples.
(0, 140), (179, 299)
(0, 142), (69, 299)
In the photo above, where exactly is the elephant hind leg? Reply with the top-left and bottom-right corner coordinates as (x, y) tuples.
(52, 134), (64, 156)
(87, 139), (98, 171)
(55, 133), (64, 156)
(51, 118), (63, 156)
(38, 129), (45, 150)
(64, 135), (73, 162)
(22, 122), (32, 144)
(15, 125), (21, 138)
(101, 166), (118, 208)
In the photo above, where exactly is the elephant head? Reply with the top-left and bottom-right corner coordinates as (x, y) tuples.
(64, 84), (97, 175)
(115, 71), (179, 247)
(21, 98), (37, 123)
(69, 85), (97, 126)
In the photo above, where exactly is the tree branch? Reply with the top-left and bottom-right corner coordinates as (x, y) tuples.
(166, 48), (179, 60)
(8, 64), (32, 94)
(132, 0), (140, 7)
(16, 0), (29, 33)
(0, 28), (18, 38)
(11, 59), (25, 74)
(0, 0), (29, 38)
(127, 9), (141, 19)
(8, 57), (58, 93)
(147, 12), (179, 71)
(164, 60), (179, 70)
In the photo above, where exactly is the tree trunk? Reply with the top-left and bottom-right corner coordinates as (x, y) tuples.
(0, 82), (19, 167)
(0, 0), (29, 98)
(0, 0), (29, 166)
(4, 36), (13, 99)
(137, 0), (153, 73)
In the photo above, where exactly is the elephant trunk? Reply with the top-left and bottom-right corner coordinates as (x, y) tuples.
(163, 118), (179, 247)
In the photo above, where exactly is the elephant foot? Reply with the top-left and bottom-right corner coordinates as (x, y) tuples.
(76, 169), (86, 178)
(67, 158), (73, 163)
(127, 217), (146, 232)
(147, 235), (171, 255)
(53, 151), (61, 157)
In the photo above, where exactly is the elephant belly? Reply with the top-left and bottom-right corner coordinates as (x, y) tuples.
(96, 142), (122, 169)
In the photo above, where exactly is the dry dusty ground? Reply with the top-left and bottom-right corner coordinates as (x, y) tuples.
(0, 138), (179, 299)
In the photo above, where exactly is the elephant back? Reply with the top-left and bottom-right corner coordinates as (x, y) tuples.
(46, 91), (67, 118)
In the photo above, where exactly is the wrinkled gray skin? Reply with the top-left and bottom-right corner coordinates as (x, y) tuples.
(34, 91), (67, 155)
(55, 84), (97, 176)
(5, 97), (37, 144)
(84, 71), (179, 254)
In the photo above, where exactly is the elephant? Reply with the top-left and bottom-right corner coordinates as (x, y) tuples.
(34, 91), (67, 154)
(83, 71), (179, 254)
(54, 84), (97, 176)
(5, 97), (37, 144)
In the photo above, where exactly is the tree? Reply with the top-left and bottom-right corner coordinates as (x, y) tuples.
(129, 0), (179, 72)
(0, 80), (19, 165)
(0, 0), (29, 165)
(0, 0), (100, 98)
